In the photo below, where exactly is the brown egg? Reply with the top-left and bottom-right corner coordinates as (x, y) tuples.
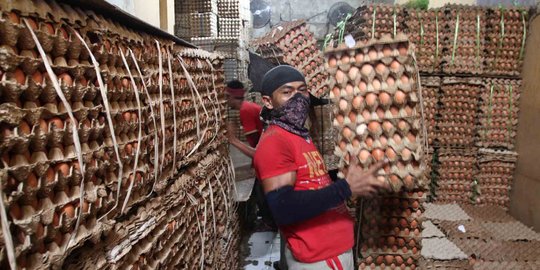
(7, 12), (20, 24)
(390, 174), (400, 186)
(365, 136), (374, 148)
(382, 45), (392, 57)
(372, 79), (381, 90)
(328, 56), (337, 67)
(376, 107), (385, 119)
(341, 54), (350, 64)
(368, 49), (378, 60)
(362, 110), (371, 121)
(390, 106), (399, 116)
(402, 148), (411, 160)
(26, 17), (38, 30)
(335, 114), (344, 125)
(338, 141), (347, 151)
(390, 60), (401, 70)
(62, 203), (75, 218)
(345, 84), (354, 96)
(400, 74), (409, 84)
(398, 43), (408, 55)
(379, 92), (391, 106)
(382, 121), (393, 132)
(406, 132), (416, 143)
(339, 99), (349, 111)
(386, 148), (396, 160)
(387, 76), (395, 86)
(342, 127), (353, 138)
(393, 134), (402, 144)
(404, 105), (413, 116)
(122, 111), (132, 122)
(379, 135), (388, 147)
(42, 23), (55, 35)
(27, 173), (38, 188)
(348, 111), (357, 123)
(385, 255), (394, 265)
(394, 91), (406, 104)
(352, 96), (363, 109)
(54, 232), (63, 246)
(49, 117), (64, 130)
(55, 163), (70, 177)
(351, 138), (361, 148)
(375, 63), (387, 74)
(335, 70), (345, 82)
(361, 64), (373, 76)
(19, 120), (31, 135)
(398, 120), (408, 131)
(354, 52), (363, 62)
(372, 148), (384, 161)
(358, 81), (368, 93)
(13, 68), (25, 85)
(367, 121), (380, 133)
(365, 93), (377, 107)
(359, 150), (370, 162)
(58, 73), (73, 86)
(37, 119), (48, 133)
(9, 203), (23, 220)
(403, 175), (414, 188)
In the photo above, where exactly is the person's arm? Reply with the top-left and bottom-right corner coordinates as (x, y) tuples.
(245, 132), (261, 147)
(227, 122), (256, 158)
(261, 159), (388, 226)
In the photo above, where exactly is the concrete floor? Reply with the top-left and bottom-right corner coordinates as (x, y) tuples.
(244, 231), (281, 270)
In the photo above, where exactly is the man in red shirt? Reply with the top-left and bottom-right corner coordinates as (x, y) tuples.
(225, 80), (276, 230)
(254, 66), (388, 269)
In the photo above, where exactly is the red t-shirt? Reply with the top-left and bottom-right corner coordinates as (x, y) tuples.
(239, 101), (263, 147)
(253, 125), (354, 263)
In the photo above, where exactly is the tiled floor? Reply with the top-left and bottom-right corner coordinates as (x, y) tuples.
(244, 231), (281, 270)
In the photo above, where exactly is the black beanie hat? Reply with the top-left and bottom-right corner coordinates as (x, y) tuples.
(261, 65), (306, 96)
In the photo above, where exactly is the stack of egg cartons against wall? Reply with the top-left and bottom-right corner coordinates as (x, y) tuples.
(325, 34), (428, 269)
(484, 7), (527, 76)
(0, 0), (239, 269)
(404, 8), (444, 73)
(475, 148), (517, 209)
(441, 5), (486, 74)
(252, 20), (329, 98)
(174, 0), (218, 39)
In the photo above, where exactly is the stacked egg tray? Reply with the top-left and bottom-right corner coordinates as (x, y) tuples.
(325, 35), (428, 192)
(251, 20), (330, 98)
(431, 149), (477, 204)
(0, 1), (239, 269)
(218, 18), (242, 39)
(403, 9), (444, 73)
(61, 151), (241, 269)
(189, 12), (218, 38)
(183, 0), (218, 14)
(335, 4), (407, 44)
(357, 190), (426, 270)
(483, 7), (528, 76)
(436, 77), (482, 148)
(476, 78), (521, 150)
(475, 148), (518, 209)
(420, 76), (441, 148)
(422, 203), (540, 269)
(310, 104), (339, 171)
(440, 5), (486, 75)
(333, 4), (531, 77)
(217, 0), (251, 20)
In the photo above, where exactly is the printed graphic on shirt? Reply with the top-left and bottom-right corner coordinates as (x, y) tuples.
(302, 151), (327, 178)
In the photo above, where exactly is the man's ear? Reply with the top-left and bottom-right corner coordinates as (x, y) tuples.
(262, 95), (274, 109)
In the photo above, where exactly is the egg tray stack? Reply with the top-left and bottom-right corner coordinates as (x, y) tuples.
(483, 7), (528, 76)
(218, 18), (242, 39)
(475, 148), (518, 209)
(476, 78), (521, 150)
(432, 150), (477, 205)
(326, 35), (428, 192)
(310, 104), (339, 171)
(419, 76), (441, 149)
(403, 9), (444, 73)
(332, 5), (407, 45)
(189, 12), (218, 38)
(357, 190), (427, 270)
(251, 20), (330, 98)
(0, 1), (236, 269)
(61, 152), (240, 269)
(174, 14), (191, 40)
(440, 5), (486, 75)
(184, 0), (218, 14)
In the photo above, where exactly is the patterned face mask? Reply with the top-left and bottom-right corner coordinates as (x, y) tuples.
(261, 92), (311, 138)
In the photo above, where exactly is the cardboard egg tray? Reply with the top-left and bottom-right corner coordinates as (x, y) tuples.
(310, 104), (339, 170)
(0, 0), (238, 269)
(403, 8), (444, 73)
(440, 5), (487, 75)
(218, 18), (242, 38)
(182, 0), (218, 14)
(476, 78), (521, 150)
(475, 149), (517, 209)
(357, 190), (426, 270)
(417, 258), (472, 270)
(189, 12), (218, 38)
(325, 35), (428, 192)
(432, 150), (477, 204)
(251, 20), (330, 97)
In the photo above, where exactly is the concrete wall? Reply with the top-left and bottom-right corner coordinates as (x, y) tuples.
(106, 0), (175, 34)
(510, 13), (540, 232)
